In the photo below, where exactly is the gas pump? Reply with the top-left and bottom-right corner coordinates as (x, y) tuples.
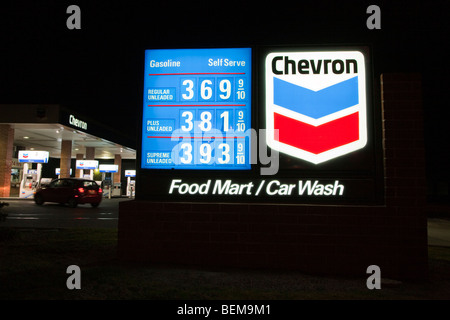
(128, 180), (135, 198)
(18, 151), (49, 198)
(101, 175), (112, 198)
(125, 170), (136, 198)
(112, 183), (122, 197)
(19, 164), (38, 198)
(99, 164), (118, 199)
(55, 168), (72, 179)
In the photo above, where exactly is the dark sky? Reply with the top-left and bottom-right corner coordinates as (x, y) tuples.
(1, 0), (449, 183)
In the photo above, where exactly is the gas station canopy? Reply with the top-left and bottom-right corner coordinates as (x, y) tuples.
(13, 123), (135, 159)
(1, 104), (136, 160)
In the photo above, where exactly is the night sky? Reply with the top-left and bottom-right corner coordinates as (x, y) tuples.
(1, 0), (449, 195)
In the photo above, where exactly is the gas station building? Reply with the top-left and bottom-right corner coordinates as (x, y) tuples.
(0, 104), (136, 198)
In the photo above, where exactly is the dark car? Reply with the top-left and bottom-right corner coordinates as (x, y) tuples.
(34, 178), (102, 208)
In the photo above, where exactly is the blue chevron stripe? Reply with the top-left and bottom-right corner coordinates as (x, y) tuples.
(273, 76), (359, 119)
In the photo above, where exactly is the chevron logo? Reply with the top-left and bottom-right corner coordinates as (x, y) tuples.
(265, 51), (367, 164)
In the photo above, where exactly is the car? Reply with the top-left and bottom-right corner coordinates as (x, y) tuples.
(34, 178), (102, 208)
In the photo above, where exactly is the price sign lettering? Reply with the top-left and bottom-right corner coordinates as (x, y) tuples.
(141, 48), (252, 170)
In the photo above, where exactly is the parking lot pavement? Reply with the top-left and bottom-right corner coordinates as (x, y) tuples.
(0, 197), (128, 229)
(428, 218), (450, 247)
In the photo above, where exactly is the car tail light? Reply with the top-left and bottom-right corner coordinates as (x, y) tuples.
(99, 188), (103, 193)
(78, 187), (85, 193)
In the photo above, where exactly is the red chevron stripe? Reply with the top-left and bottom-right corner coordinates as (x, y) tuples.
(274, 112), (360, 154)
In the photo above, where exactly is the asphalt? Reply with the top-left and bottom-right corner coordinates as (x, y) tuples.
(428, 218), (450, 247)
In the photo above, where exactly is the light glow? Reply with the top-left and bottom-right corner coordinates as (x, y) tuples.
(265, 50), (367, 164)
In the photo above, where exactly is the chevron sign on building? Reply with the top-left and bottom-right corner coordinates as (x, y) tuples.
(265, 51), (367, 164)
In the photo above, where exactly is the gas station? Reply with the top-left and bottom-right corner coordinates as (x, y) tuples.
(0, 104), (137, 199)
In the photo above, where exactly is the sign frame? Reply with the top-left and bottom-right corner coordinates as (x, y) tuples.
(76, 160), (99, 170)
(136, 45), (384, 205)
(18, 150), (49, 163)
(140, 47), (254, 171)
(265, 50), (368, 165)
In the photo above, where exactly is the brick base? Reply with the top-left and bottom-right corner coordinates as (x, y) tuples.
(118, 202), (427, 279)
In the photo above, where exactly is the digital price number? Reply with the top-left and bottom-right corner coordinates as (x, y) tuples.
(141, 48), (252, 170)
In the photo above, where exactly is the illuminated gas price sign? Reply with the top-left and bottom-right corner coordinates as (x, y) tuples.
(141, 48), (252, 170)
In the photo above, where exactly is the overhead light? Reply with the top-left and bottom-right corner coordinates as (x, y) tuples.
(23, 136), (29, 139)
